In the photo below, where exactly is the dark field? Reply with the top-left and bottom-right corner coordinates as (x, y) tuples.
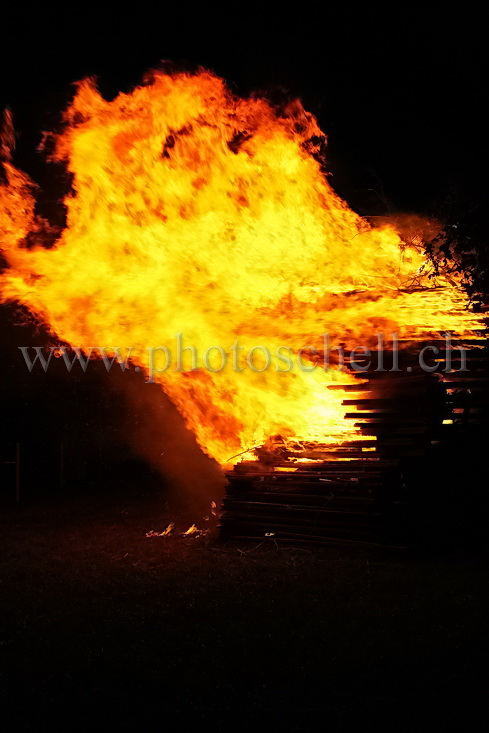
(1, 485), (488, 731)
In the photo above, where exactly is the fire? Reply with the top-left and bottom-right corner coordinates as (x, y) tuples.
(182, 524), (202, 537)
(0, 70), (483, 466)
(146, 523), (174, 538)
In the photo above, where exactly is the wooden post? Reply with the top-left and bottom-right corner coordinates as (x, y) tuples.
(15, 442), (20, 503)
(59, 441), (64, 491)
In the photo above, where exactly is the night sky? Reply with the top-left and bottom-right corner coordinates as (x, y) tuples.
(1, 6), (487, 213)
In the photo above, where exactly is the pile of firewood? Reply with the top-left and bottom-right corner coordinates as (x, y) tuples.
(220, 336), (489, 547)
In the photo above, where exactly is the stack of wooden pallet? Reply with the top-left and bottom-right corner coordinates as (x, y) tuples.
(220, 336), (489, 547)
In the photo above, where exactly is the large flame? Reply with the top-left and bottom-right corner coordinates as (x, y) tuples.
(0, 71), (482, 465)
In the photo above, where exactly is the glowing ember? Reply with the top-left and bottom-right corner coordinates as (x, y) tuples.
(0, 70), (483, 466)
(145, 522), (208, 537)
(182, 524), (207, 537)
(145, 522), (174, 537)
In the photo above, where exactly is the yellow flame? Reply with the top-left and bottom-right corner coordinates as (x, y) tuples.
(145, 522), (174, 537)
(0, 70), (483, 466)
(182, 524), (203, 536)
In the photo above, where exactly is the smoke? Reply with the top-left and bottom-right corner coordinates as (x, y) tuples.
(374, 213), (443, 249)
(110, 366), (225, 519)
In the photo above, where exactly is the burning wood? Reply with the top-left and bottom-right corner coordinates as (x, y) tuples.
(182, 524), (208, 537)
(145, 521), (211, 538)
(0, 70), (485, 473)
(145, 523), (174, 537)
(220, 340), (489, 546)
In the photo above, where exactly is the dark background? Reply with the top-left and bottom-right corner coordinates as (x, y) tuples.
(1, 5), (487, 213)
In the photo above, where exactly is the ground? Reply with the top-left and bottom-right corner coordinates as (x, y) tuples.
(1, 486), (488, 731)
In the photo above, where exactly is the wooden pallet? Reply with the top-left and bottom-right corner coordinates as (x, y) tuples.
(220, 337), (489, 547)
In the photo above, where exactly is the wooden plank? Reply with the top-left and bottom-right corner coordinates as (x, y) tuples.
(15, 442), (20, 504)
(224, 493), (376, 506)
(222, 333), (489, 548)
(327, 384), (373, 391)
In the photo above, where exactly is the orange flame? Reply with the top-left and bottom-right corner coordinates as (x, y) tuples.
(146, 522), (174, 538)
(0, 71), (483, 466)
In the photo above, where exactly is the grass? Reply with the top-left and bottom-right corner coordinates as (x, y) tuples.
(1, 486), (488, 730)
